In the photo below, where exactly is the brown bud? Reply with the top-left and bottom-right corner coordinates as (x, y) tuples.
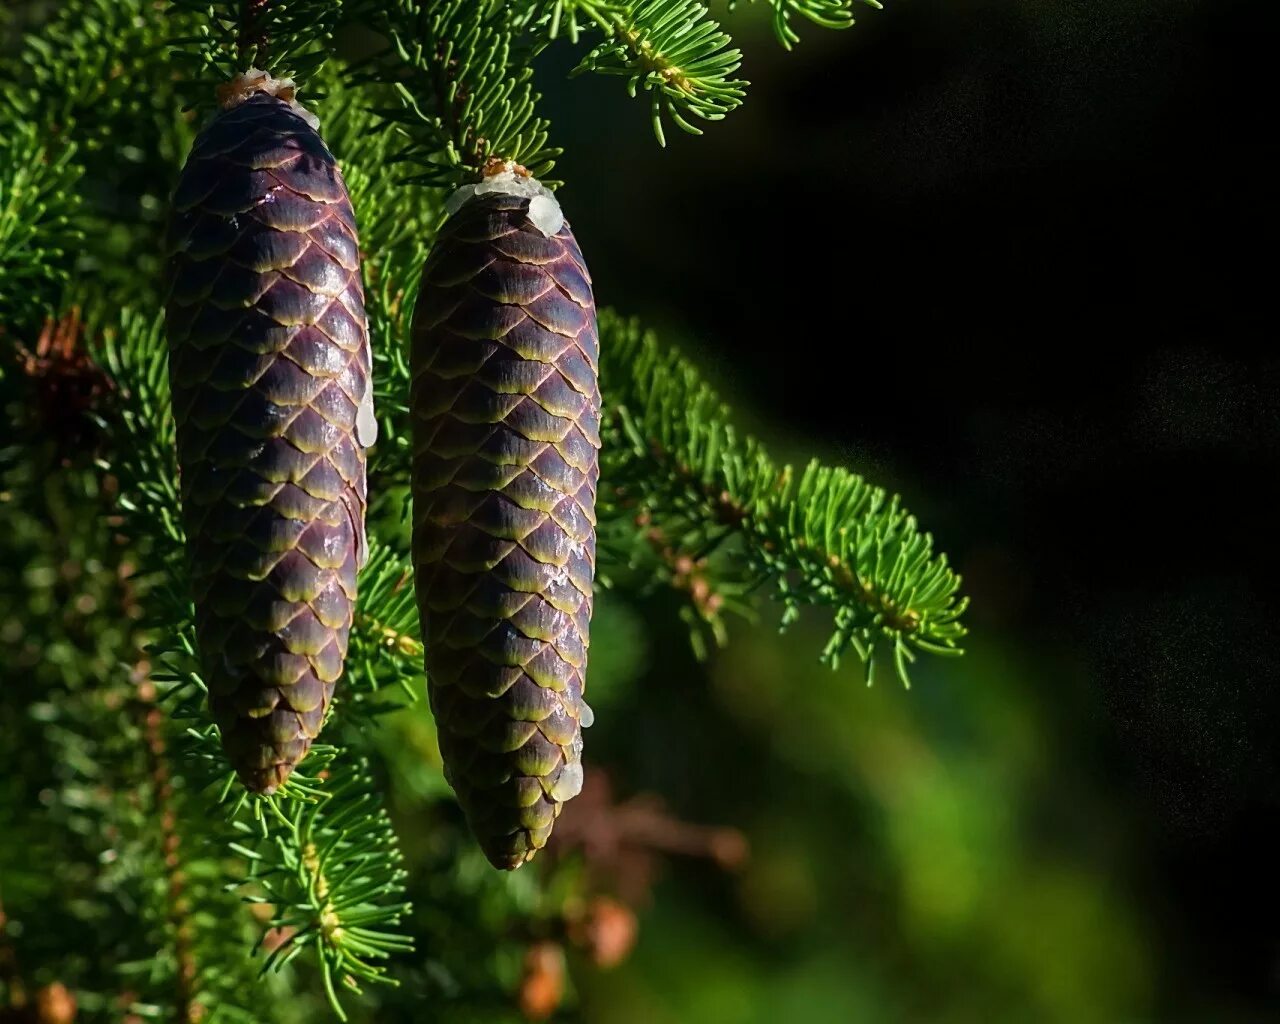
(709, 829), (750, 871)
(34, 983), (76, 1024)
(517, 941), (565, 1021)
(261, 926), (296, 955)
(568, 896), (638, 970)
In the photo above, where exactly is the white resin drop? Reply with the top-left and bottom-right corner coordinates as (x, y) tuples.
(444, 164), (564, 238)
(527, 195), (564, 237)
(218, 68), (319, 129)
(549, 762), (584, 801)
(355, 382), (378, 447)
(579, 700), (594, 729)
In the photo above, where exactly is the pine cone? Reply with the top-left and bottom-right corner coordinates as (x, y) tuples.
(411, 182), (599, 869)
(166, 86), (372, 793)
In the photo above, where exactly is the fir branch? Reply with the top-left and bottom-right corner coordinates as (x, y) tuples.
(365, 0), (560, 185)
(167, 0), (350, 93)
(513, 0), (625, 44)
(0, 0), (175, 145)
(347, 540), (424, 711)
(729, 0), (882, 50)
(0, 125), (82, 329)
(236, 757), (414, 1019)
(365, 302), (965, 681)
(569, 0), (748, 145)
(595, 312), (967, 686)
(93, 308), (414, 1018)
(1, 0), (194, 309)
(0, 349), (275, 1020)
(238, 0), (275, 58)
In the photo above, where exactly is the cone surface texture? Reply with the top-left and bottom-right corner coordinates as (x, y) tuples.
(412, 190), (599, 869)
(166, 93), (371, 793)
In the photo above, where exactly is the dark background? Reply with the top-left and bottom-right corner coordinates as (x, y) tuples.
(544, 0), (1276, 1016)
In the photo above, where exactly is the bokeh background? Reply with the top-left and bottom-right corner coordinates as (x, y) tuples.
(534, 0), (1275, 1020)
(3, 1), (1274, 1021)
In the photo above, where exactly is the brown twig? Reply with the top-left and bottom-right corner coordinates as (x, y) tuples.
(133, 666), (201, 1024)
(548, 770), (747, 907)
(634, 513), (725, 622)
(514, 773), (744, 1018)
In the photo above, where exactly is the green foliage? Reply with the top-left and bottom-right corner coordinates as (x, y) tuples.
(0, 125), (81, 326)
(168, 0), (353, 94)
(367, 303), (966, 680)
(234, 753), (414, 1015)
(1, 0), (173, 143)
(0, 356), (277, 1021)
(364, 0), (560, 185)
(596, 313), (967, 683)
(346, 540), (424, 713)
(730, 0), (883, 50)
(568, 0), (747, 145)
(94, 307), (416, 1018)
(0, 0), (193, 313)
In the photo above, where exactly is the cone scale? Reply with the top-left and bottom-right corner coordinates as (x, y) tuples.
(165, 74), (373, 793)
(411, 171), (599, 869)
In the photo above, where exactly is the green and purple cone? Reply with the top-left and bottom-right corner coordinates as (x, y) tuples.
(411, 167), (599, 869)
(165, 72), (374, 794)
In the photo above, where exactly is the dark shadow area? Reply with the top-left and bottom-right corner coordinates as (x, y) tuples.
(543, 0), (1277, 1015)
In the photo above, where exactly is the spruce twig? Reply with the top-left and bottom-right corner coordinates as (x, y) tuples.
(728, 0), (882, 50)
(134, 666), (200, 1024)
(596, 312), (967, 684)
(569, 0), (747, 145)
(365, 0), (560, 185)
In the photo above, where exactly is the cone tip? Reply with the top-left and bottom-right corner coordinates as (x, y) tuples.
(216, 69), (320, 130)
(444, 163), (564, 238)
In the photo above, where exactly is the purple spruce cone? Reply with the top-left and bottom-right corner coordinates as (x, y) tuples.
(165, 85), (373, 793)
(412, 181), (599, 869)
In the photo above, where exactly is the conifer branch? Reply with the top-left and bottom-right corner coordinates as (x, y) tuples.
(595, 313), (967, 685)
(567, 0), (747, 145)
(729, 0), (882, 50)
(3, 1), (970, 1011)
(1, 0), (192, 310)
(134, 668), (201, 1024)
(238, 0), (275, 61)
(1, 0), (174, 144)
(168, 0), (350, 90)
(365, 303), (965, 682)
(0, 126), (82, 328)
(0, 343), (272, 1020)
(365, 0), (560, 185)
(235, 756), (413, 1019)
(93, 309), (414, 1017)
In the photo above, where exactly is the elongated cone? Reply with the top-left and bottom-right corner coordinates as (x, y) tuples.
(411, 172), (599, 869)
(166, 74), (373, 793)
